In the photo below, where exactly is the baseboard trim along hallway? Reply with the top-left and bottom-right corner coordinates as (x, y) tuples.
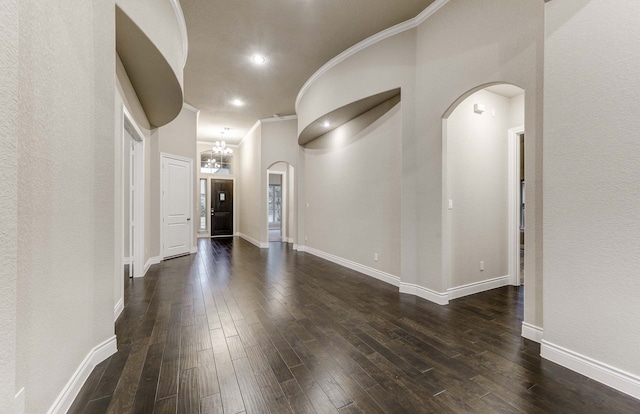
(48, 336), (117, 414)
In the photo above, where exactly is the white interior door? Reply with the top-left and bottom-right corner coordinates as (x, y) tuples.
(162, 155), (192, 258)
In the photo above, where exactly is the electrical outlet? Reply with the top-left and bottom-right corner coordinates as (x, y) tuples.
(480, 261), (485, 271)
(16, 388), (25, 414)
(374, 253), (379, 262)
(305, 235), (308, 241)
(448, 199), (453, 210)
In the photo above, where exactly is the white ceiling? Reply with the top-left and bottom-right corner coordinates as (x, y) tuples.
(181, 0), (436, 143)
(485, 84), (525, 98)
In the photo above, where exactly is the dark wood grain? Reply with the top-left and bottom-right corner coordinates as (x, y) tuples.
(68, 238), (640, 414)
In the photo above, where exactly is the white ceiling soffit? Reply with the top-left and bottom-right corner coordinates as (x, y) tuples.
(169, 0), (189, 68)
(295, 0), (450, 111)
(116, 6), (184, 127)
(298, 88), (401, 146)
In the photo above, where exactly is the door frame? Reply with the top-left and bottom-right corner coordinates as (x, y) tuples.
(266, 170), (286, 242)
(508, 125), (525, 286)
(121, 106), (145, 279)
(210, 177), (235, 237)
(160, 152), (194, 259)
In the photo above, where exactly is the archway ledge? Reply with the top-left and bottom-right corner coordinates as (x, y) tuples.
(298, 88), (400, 147)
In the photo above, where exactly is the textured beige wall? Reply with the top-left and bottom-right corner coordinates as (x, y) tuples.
(15, 1), (116, 413)
(544, 0), (640, 376)
(238, 125), (262, 241)
(0, 0), (18, 411)
(304, 103), (402, 277)
(445, 89), (511, 287)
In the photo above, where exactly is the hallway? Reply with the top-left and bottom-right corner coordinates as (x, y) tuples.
(70, 239), (640, 413)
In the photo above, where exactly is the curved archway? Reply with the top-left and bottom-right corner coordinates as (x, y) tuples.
(442, 82), (526, 303)
(265, 161), (296, 247)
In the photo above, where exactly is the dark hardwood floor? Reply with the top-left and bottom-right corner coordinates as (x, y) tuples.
(69, 238), (640, 413)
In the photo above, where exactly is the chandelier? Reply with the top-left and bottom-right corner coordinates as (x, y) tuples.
(206, 128), (233, 173)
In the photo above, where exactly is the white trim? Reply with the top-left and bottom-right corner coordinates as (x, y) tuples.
(182, 102), (199, 113)
(284, 237), (294, 244)
(114, 298), (124, 321)
(295, 0), (449, 110)
(169, 0), (189, 68)
(541, 340), (640, 401)
(302, 246), (400, 287)
(399, 283), (449, 305)
(260, 115), (298, 123)
(238, 120), (261, 148)
(237, 233), (269, 249)
(447, 275), (510, 300)
(521, 322), (543, 343)
(47, 336), (117, 414)
(292, 244), (300, 251)
(122, 256), (131, 265)
(508, 125), (525, 286)
(190, 247), (198, 254)
(144, 256), (161, 275)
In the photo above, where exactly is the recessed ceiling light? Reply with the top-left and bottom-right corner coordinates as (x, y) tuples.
(322, 121), (331, 128)
(231, 99), (245, 107)
(251, 54), (266, 65)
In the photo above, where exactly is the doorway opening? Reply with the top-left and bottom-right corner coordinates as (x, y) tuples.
(442, 83), (525, 301)
(122, 107), (144, 280)
(211, 178), (234, 237)
(266, 162), (295, 245)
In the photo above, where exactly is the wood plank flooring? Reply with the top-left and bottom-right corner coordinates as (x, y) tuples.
(69, 238), (640, 413)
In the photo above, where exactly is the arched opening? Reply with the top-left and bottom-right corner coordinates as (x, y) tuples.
(442, 83), (525, 304)
(266, 162), (295, 246)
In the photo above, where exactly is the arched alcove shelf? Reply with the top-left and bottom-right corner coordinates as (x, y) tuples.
(298, 88), (400, 147)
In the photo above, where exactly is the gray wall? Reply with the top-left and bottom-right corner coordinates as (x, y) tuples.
(304, 103), (402, 277)
(238, 124), (262, 241)
(446, 89), (514, 287)
(14, 1), (116, 412)
(543, 0), (640, 379)
(0, 0), (18, 411)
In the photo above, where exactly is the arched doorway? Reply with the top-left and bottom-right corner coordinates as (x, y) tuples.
(266, 162), (295, 245)
(442, 83), (526, 301)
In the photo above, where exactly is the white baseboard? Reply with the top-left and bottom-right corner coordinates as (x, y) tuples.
(399, 282), (449, 305)
(47, 336), (117, 414)
(122, 256), (131, 265)
(302, 246), (400, 287)
(521, 322), (543, 343)
(190, 246), (198, 254)
(284, 237), (294, 244)
(447, 275), (510, 300)
(114, 298), (124, 322)
(237, 232), (269, 249)
(293, 244), (300, 251)
(541, 340), (640, 401)
(144, 256), (161, 275)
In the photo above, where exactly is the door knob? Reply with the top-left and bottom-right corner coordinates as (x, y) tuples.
(187, 218), (191, 221)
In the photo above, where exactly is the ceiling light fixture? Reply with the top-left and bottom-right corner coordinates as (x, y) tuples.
(206, 128), (233, 174)
(251, 54), (267, 65)
(231, 99), (244, 107)
(322, 121), (331, 128)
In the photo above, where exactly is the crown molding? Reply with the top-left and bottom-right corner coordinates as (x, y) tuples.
(238, 120), (262, 148)
(182, 102), (199, 113)
(169, 0), (189, 68)
(260, 115), (298, 123)
(295, 0), (449, 111)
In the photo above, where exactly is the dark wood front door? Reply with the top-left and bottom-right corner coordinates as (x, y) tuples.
(211, 179), (234, 236)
